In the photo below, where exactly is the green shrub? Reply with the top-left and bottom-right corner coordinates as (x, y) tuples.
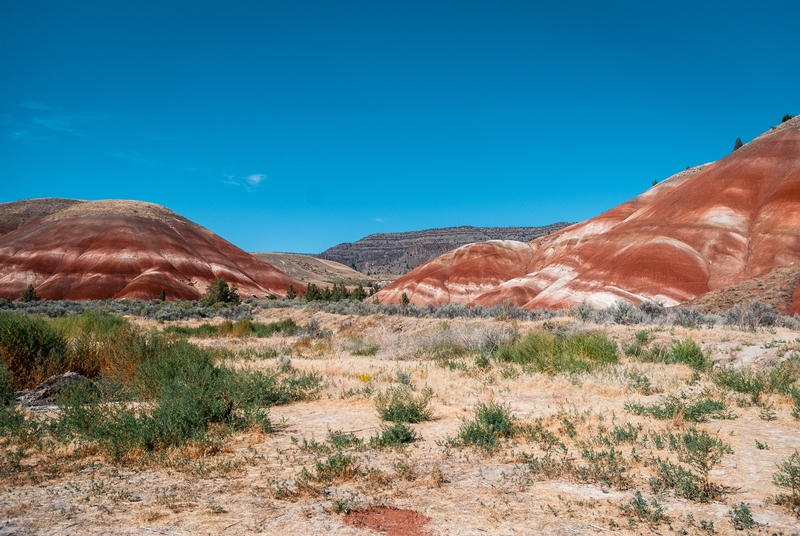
(375, 386), (433, 423)
(773, 451), (800, 517)
(783, 113), (794, 123)
(455, 401), (516, 452)
(577, 447), (631, 488)
(312, 452), (359, 483)
(0, 363), (14, 406)
(648, 428), (732, 502)
(649, 457), (705, 501)
(619, 491), (665, 525)
(729, 502), (756, 530)
(0, 312), (67, 389)
(326, 429), (364, 450)
(494, 331), (618, 375)
(370, 422), (418, 448)
(50, 339), (320, 460)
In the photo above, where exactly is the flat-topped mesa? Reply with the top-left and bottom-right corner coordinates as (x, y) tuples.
(318, 222), (573, 274)
(374, 118), (800, 314)
(0, 199), (304, 301)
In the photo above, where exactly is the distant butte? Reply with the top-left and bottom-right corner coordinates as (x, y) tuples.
(318, 223), (573, 275)
(0, 199), (304, 301)
(375, 116), (800, 315)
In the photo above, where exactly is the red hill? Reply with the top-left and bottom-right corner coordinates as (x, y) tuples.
(375, 117), (800, 314)
(0, 199), (304, 301)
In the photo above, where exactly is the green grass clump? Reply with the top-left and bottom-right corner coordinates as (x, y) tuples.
(625, 394), (734, 422)
(633, 339), (711, 372)
(370, 422), (418, 448)
(375, 386), (433, 423)
(454, 401), (516, 452)
(494, 331), (618, 375)
(714, 358), (800, 404)
(162, 318), (299, 338)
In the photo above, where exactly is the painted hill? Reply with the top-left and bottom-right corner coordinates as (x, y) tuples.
(0, 199), (304, 301)
(318, 223), (572, 275)
(375, 116), (800, 314)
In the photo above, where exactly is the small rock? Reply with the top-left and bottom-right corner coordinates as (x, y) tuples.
(14, 371), (89, 407)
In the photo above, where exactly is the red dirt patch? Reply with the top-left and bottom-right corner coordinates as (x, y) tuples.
(344, 506), (431, 536)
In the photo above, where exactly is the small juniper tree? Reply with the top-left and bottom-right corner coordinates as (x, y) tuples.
(20, 284), (39, 302)
(199, 277), (240, 306)
(351, 284), (367, 301)
(286, 284), (296, 300)
(782, 113), (794, 123)
(733, 138), (743, 151)
(400, 292), (410, 308)
(158, 289), (166, 301)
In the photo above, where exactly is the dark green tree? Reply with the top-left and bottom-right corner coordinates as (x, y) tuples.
(159, 289), (166, 301)
(305, 283), (322, 301)
(782, 113), (793, 123)
(733, 138), (743, 151)
(331, 282), (350, 301)
(351, 284), (368, 301)
(200, 278), (240, 306)
(286, 284), (296, 300)
(20, 284), (39, 302)
(401, 292), (410, 307)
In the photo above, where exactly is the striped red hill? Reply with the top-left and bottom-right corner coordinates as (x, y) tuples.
(0, 199), (304, 301)
(375, 117), (800, 315)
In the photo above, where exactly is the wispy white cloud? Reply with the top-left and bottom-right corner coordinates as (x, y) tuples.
(224, 173), (267, 192)
(245, 173), (266, 186)
(32, 116), (83, 135)
(22, 101), (63, 112)
(375, 217), (385, 223)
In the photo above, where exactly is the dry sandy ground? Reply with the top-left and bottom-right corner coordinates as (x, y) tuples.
(2, 309), (800, 535)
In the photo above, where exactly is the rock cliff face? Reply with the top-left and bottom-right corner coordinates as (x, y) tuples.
(0, 199), (304, 301)
(318, 223), (572, 274)
(375, 117), (800, 313)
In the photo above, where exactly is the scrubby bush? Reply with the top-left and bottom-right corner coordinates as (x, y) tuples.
(454, 400), (516, 452)
(773, 451), (800, 517)
(370, 422), (418, 448)
(724, 300), (778, 330)
(375, 386), (433, 423)
(0, 312), (67, 389)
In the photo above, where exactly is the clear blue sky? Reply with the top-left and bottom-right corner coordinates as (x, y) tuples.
(1, 1), (797, 253)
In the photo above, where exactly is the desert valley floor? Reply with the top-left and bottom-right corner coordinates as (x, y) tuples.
(2, 306), (800, 536)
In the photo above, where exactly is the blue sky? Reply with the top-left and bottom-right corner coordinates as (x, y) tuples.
(1, 1), (798, 253)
